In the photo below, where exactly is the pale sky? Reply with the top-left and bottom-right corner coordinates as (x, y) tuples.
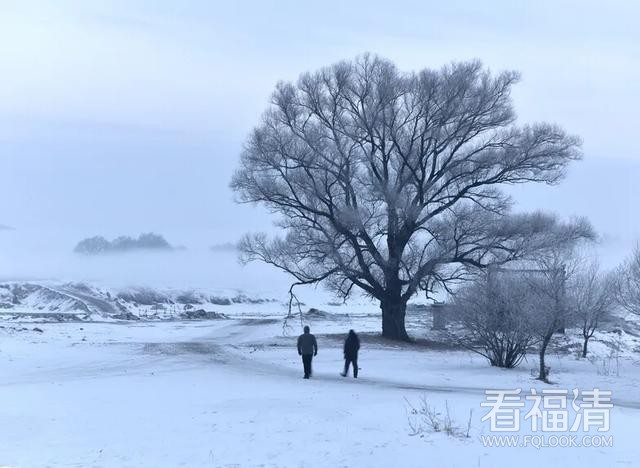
(1, 0), (639, 284)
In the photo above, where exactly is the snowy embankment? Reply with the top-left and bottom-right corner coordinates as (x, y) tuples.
(0, 313), (639, 467)
(0, 281), (386, 323)
(0, 281), (286, 321)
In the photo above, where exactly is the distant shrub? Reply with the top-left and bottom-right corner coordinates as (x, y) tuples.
(74, 233), (173, 255)
(175, 291), (202, 305)
(209, 242), (238, 252)
(116, 288), (172, 305)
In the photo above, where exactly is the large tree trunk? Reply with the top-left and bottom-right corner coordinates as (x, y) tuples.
(381, 296), (410, 341)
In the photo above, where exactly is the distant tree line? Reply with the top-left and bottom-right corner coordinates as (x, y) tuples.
(209, 242), (239, 252)
(74, 233), (174, 255)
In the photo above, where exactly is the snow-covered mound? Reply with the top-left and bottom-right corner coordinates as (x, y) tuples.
(0, 283), (92, 320)
(0, 281), (283, 322)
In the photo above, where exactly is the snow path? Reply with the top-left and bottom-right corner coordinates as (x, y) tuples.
(4, 319), (640, 410)
(143, 320), (640, 410)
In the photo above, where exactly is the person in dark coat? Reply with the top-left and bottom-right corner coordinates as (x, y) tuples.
(297, 325), (318, 379)
(341, 329), (360, 378)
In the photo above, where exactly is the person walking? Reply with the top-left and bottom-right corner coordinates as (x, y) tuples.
(297, 325), (318, 379)
(341, 329), (360, 378)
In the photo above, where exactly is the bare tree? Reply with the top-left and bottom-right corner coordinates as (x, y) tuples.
(569, 260), (615, 358)
(522, 248), (584, 382)
(453, 273), (537, 368)
(615, 245), (640, 316)
(232, 54), (589, 340)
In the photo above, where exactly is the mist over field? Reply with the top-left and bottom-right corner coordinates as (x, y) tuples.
(1, 152), (636, 291)
(0, 226), (293, 293)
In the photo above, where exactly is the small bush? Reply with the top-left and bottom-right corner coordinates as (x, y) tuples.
(405, 396), (472, 439)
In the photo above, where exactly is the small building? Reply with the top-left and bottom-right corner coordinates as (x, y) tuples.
(431, 302), (451, 330)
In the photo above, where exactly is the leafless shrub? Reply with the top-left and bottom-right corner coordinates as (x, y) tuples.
(614, 245), (640, 316)
(589, 329), (623, 377)
(465, 409), (474, 438)
(405, 396), (471, 438)
(452, 273), (537, 368)
(569, 259), (615, 358)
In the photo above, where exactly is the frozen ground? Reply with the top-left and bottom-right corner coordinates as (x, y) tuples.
(1, 311), (639, 468)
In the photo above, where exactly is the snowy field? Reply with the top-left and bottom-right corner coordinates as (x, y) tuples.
(1, 312), (639, 467)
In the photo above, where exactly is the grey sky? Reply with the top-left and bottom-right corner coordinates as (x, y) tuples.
(1, 0), (639, 284)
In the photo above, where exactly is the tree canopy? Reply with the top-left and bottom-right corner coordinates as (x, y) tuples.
(232, 54), (591, 340)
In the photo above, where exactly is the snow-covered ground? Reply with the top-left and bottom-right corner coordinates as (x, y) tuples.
(1, 311), (638, 467)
